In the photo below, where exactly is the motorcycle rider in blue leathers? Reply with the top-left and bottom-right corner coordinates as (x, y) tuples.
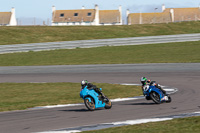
(81, 80), (106, 98)
(140, 77), (167, 95)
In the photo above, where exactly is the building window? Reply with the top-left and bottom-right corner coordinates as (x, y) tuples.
(74, 13), (78, 16)
(87, 12), (92, 16)
(60, 13), (64, 17)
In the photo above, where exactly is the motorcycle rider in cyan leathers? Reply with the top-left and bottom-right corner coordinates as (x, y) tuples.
(81, 80), (106, 98)
(140, 77), (167, 95)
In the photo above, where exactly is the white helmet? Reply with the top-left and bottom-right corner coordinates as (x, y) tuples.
(81, 80), (88, 86)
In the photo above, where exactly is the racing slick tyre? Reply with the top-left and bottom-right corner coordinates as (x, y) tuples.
(166, 95), (172, 103)
(104, 97), (112, 109)
(84, 97), (95, 111)
(150, 91), (161, 104)
(145, 96), (151, 100)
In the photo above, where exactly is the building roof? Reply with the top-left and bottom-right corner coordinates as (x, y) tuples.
(169, 7), (200, 22)
(0, 12), (11, 25)
(52, 9), (96, 23)
(128, 9), (171, 24)
(99, 10), (121, 24)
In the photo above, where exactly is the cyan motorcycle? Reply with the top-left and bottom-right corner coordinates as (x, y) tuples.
(143, 82), (171, 104)
(80, 86), (112, 111)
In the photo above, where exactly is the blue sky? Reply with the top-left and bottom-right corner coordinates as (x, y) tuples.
(1, 0), (200, 25)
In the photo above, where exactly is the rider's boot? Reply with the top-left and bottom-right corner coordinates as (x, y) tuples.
(100, 93), (108, 102)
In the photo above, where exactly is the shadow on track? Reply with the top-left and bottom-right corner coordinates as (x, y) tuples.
(59, 108), (105, 112)
(59, 108), (88, 112)
(121, 102), (155, 106)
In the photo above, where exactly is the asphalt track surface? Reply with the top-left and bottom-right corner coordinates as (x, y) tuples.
(0, 63), (200, 133)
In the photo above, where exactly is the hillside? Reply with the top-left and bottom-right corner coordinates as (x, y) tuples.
(0, 21), (200, 45)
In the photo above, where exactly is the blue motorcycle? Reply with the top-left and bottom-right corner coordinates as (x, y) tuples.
(80, 86), (112, 111)
(143, 82), (171, 104)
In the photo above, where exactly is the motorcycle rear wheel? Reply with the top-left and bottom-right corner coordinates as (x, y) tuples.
(150, 92), (161, 104)
(84, 97), (95, 111)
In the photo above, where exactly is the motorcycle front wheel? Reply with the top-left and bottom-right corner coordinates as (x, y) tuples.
(104, 97), (112, 109)
(84, 97), (95, 111)
(150, 91), (161, 104)
(166, 95), (172, 103)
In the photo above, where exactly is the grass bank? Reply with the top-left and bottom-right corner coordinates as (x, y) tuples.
(0, 21), (200, 45)
(83, 116), (200, 133)
(0, 83), (141, 112)
(0, 41), (200, 66)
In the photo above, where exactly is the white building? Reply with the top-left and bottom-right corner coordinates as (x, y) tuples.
(52, 5), (122, 26)
(126, 4), (200, 25)
(0, 7), (17, 26)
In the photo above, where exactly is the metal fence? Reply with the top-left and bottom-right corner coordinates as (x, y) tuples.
(0, 33), (200, 54)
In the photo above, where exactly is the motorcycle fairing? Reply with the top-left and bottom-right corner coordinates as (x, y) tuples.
(80, 86), (105, 108)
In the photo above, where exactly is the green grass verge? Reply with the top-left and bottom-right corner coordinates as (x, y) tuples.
(0, 83), (141, 112)
(0, 41), (200, 66)
(0, 21), (200, 45)
(83, 116), (200, 133)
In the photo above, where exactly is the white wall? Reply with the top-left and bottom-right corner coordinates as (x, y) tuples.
(52, 22), (94, 26)
(9, 7), (17, 26)
(94, 4), (100, 25)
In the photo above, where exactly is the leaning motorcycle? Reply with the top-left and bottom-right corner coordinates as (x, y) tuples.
(80, 86), (112, 111)
(143, 83), (171, 104)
